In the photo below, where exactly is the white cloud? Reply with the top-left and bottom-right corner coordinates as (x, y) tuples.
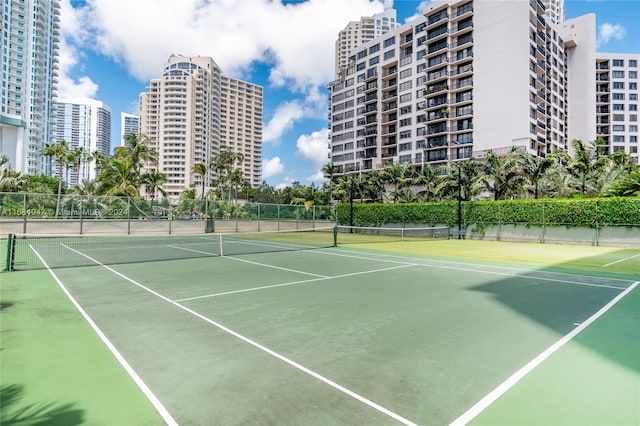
(263, 101), (306, 143)
(57, 0), (98, 99)
(262, 157), (285, 179)
(296, 128), (329, 167)
(69, 0), (387, 90)
(597, 23), (627, 48)
(403, 1), (433, 23)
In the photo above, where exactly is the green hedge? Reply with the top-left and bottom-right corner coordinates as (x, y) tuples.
(336, 198), (640, 228)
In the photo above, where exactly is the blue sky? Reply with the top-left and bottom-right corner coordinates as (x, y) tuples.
(60, 0), (640, 188)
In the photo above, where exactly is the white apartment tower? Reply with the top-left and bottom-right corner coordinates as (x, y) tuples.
(139, 55), (263, 199)
(594, 53), (640, 162)
(328, 0), (599, 176)
(335, 9), (400, 76)
(220, 77), (263, 188)
(52, 98), (112, 184)
(0, 0), (61, 175)
(543, 0), (565, 24)
(120, 112), (139, 145)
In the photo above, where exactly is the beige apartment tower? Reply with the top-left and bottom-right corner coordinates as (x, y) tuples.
(139, 55), (263, 198)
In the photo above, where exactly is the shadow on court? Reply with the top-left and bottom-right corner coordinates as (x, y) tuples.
(0, 384), (84, 426)
(468, 249), (639, 374)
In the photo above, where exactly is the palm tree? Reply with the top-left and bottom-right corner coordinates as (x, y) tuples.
(41, 142), (57, 177)
(414, 164), (443, 202)
(116, 133), (157, 176)
(50, 140), (70, 218)
(141, 171), (168, 202)
(97, 157), (140, 197)
(210, 145), (245, 202)
(604, 169), (640, 196)
(567, 138), (607, 196)
(192, 162), (208, 199)
(520, 151), (555, 199)
(322, 162), (338, 200)
(381, 162), (413, 202)
(0, 153), (29, 192)
(480, 148), (527, 200)
(438, 159), (482, 202)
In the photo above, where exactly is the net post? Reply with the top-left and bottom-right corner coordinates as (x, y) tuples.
(5, 233), (15, 272)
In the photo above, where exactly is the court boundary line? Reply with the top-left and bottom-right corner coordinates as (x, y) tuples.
(175, 263), (414, 302)
(314, 249), (631, 290)
(29, 245), (178, 426)
(449, 280), (639, 426)
(59, 243), (419, 426)
(603, 252), (640, 267)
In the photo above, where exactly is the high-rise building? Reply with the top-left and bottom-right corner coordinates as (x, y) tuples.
(52, 98), (112, 184)
(0, 0), (61, 175)
(121, 112), (140, 145)
(327, 0), (637, 177)
(139, 55), (263, 199)
(335, 9), (400, 76)
(595, 53), (640, 162)
(543, 0), (565, 24)
(220, 77), (263, 188)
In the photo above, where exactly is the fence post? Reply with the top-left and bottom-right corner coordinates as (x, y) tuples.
(169, 203), (172, 234)
(127, 197), (131, 235)
(79, 195), (83, 235)
(257, 203), (261, 232)
(22, 193), (27, 234)
(541, 202), (546, 244)
(497, 202), (502, 241)
(595, 200), (599, 246)
(277, 205), (280, 231)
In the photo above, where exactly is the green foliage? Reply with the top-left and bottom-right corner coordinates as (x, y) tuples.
(337, 198), (640, 228)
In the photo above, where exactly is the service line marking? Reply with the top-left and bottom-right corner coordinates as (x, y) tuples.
(603, 253), (640, 268)
(59, 244), (418, 426)
(175, 263), (414, 302)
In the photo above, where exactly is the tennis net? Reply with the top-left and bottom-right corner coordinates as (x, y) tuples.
(335, 225), (450, 245)
(4, 226), (336, 271)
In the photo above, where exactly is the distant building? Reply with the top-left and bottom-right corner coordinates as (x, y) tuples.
(220, 77), (263, 188)
(595, 53), (639, 161)
(139, 55), (263, 198)
(327, 0), (639, 178)
(121, 112), (140, 146)
(0, 0), (61, 175)
(335, 9), (400, 76)
(52, 98), (112, 184)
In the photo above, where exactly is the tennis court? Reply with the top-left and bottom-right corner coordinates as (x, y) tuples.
(1, 228), (639, 425)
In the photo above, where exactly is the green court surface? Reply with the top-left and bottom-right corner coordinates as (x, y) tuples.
(1, 235), (638, 425)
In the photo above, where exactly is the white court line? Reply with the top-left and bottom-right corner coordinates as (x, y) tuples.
(60, 244), (418, 426)
(31, 245), (178, 426)
(449, 280), (639, 426)
(174, 263), (414, 302)
(603, 253), (640, 268)
(313, 249), (629, 290)
(167, 245), (327, 278)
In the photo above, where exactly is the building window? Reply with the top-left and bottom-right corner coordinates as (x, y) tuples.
(369, 44), (380, 54)
(612, 59), (624, 67)
(612, 71), (624, 78)
(612, 82), (624, 89)
(613, 104), (625, 111)
(384, 50), (395, 60)
(383, 36), (395, 47)
(631, 104), (638, 111)
(630, 94), (638, 101)
(613, 93), (625, 100)
(612, 125), (625, 131)
(631, 136), (638, 143)
(613, 135), (625, 143)
(630, 60), (637, 67)
(369, 56), (379, 66)
(613, 114), (625, 121)
(631, 83), (638, 90)
(630, 71), (638, 79)
(630, 125), (638, 132)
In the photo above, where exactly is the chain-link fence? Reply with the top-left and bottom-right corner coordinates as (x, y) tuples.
(0, 192), (335, 236)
